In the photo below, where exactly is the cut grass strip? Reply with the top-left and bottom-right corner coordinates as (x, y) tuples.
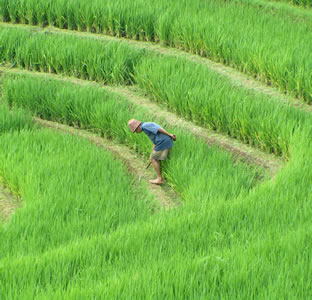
(2, 22), (311, 113)
(1, 66), (283, 176)
(111, 85), (284, 176)
(1, 0), (312, 101)
(36, 118), (180, 210)
(0, 72), (260, 207)
(134, 55), (312, 159)
(0, 103), (311, 298)
(1, 25), (310, 159)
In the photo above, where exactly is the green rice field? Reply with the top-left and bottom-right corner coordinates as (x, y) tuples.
(0, 0), (312, 298)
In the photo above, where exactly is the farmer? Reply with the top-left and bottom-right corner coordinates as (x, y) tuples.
(128, 119), (176, 185)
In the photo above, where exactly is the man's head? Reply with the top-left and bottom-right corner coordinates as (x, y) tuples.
(128, 119), (142, 133)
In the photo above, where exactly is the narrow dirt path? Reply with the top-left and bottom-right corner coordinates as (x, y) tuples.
(0, 183), (19, 223)
(1, 22), (310, 113)
(35, 118), (180, 210)
(0, 67), (284, 177)
(109, 86), (284, 176)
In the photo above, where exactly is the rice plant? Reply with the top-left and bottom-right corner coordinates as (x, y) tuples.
(2, 25), (312, 159)
(0, 30), (311, 300)
(1, 0), (312, 101)
(0, 102), (34, 134)
(0, 77), (271, 299)
(1, 72), (260, 204)
(135, 55), (312, 159)
(1, 131), (312, 298)
(0, 26), (144, 84)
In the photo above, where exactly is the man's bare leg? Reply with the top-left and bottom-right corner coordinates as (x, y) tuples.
(149, 159), (164, 185)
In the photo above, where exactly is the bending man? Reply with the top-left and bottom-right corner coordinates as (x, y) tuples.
(128, 119), (176, 185)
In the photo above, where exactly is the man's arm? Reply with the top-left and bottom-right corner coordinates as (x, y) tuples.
(158, 128), (176, 141)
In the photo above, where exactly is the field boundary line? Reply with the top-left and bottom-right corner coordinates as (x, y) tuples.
(0, 22), (311, 113)
(35, 118), (181, 210)
(108, 86), (284, 177)
(0, 66), (284, 177)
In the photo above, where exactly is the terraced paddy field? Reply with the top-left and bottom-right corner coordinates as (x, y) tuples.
(0, 1), (312, 298)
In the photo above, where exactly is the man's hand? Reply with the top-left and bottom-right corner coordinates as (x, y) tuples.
(170, 134), (176, 141)
(157, 128), (176, 141)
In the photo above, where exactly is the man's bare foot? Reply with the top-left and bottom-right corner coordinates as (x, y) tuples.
(149, 178), (164, 185)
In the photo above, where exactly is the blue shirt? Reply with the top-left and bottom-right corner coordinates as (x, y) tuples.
(141, 122), (174, 151)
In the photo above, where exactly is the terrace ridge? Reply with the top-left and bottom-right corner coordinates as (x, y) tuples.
(36, 118), (180, 210)
(0, 67), (284, 177)
(1, 22), (311, 113)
